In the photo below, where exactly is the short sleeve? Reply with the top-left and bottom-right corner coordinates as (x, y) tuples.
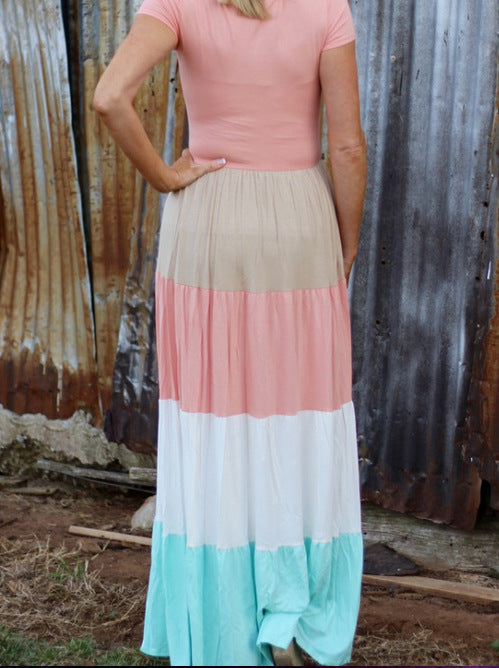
(322, 0), (356, 51)
(136, 0), (180, 39)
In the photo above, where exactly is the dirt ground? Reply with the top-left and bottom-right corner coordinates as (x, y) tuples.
(1, 477), (498, 667)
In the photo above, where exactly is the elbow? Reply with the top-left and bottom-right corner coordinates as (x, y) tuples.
(329, 134), (366, 160)
(92, 81), (120, 117)
(92, 92), (111, 117)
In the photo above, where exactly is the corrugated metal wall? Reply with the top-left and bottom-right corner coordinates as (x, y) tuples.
(63, 0), (188, 451)
(64, 1), (180, 450)
(64, 0), (181, 442)
(0, 0), (497, 528)
(349, 0), (499, 528)
(0, 0), (99, 417)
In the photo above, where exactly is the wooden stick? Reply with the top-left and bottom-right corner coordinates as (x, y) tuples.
(0, 517), (17, 529)
(128, 467), (157, 484)
(10, 486), (57, 496)
(37, 460), (133, 484)
(362, 574), (499, 605)
(0, 476), (28, 488)
(68, 525), (152, 547)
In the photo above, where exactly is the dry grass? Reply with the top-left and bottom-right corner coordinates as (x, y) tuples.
(0, 536), (146, 643)
(0, 532), (497, 666)
(351, 627), (469, 666)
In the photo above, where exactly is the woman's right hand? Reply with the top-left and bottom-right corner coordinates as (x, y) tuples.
(94, 17), (227, 194)
(164, 149), (226, 192)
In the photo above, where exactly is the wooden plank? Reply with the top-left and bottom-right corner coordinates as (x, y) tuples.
(362, 502), (499, 577)
(68, 525), (151, 547)
(37, 459), (143, 486)
(362, 574), (499, 605)
(128, 467), (156, 483)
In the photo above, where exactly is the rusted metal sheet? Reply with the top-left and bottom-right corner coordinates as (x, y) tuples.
(104, 57), (188, 452)
(64, 0), (169, 417)
(465, 74), (499, 511)
(0, 0), (99, 418)
(349, 0), (498, 528)
(62, 0), (187, 447)
(63, 1), (187, 448)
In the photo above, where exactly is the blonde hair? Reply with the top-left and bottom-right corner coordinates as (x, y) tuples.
(218, 0), (269, 20)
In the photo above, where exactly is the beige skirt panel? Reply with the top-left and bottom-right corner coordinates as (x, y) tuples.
(156, 162), (345, 293)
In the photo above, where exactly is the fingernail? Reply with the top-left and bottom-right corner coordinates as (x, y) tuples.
(216, 158), (226, 165)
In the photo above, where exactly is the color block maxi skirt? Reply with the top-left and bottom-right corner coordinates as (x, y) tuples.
(141, 163), (363, 667)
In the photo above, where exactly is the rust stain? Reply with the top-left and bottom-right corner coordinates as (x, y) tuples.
(103, 56), (184, 452)
(0, 0), (99, 419)
(477, 67), (499, 509)
(173, 70), (188, 161)
(481, 270), (499, 507)
(80, 1), (172, 418)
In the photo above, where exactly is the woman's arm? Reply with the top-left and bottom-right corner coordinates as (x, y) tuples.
(92, 15), (225, 192)
(320, 42), (367, 283)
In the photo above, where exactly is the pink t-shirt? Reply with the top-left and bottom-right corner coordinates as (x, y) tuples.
(137, 0), (355, 170)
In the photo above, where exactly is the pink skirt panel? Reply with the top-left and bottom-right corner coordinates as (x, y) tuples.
(155, 274), (352, 418)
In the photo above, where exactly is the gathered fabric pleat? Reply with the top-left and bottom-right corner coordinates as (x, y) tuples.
(156, 163), (345, 293)
(141, 163), (363, 666)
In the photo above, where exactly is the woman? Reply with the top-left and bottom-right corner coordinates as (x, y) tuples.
(93, 0), (367, 665)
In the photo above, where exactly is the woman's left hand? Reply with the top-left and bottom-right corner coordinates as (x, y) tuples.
(343, 248), (357, 285)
